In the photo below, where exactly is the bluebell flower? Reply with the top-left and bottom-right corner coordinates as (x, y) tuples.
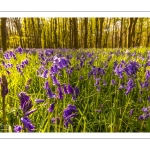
(18, 92), (30, 112)
(74, 87), (79, 98)
(67, 84), (74, 94)
(3, 52), (10, 59)
(63, 105), (78, 128)
(41, 69), (48, 78)
(51, 117), (60, 124)
(16, 47), (23, 54)
(44, 81), (49, 90)
(47, 88), (55, 98)
(48, 103), (55, 112)
(51, 75), (60, 86)
(111, 79), (115, 85)
(21, 117), (35, 132)
(142, 107), (148, 113)
(25, 109), (37, 116)
(57, 86), (63, 100)
(114, 64), (124, 78)
(130, 109), (134, 116)
(35, 99), (44, 103)
(124, 61), (139, 76)
(63, 85), (69, 94)
(146, 70), (150, 80)
(125, 78), (135, 95)
(14, 125), (23, 132)
(45, 49), (53, 56)
(119, 83), (124, 90)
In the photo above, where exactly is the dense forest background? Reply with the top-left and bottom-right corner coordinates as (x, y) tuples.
(0, 18), (150, 51)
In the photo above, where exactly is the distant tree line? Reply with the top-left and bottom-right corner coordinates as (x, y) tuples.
(0, 17), (150, 51)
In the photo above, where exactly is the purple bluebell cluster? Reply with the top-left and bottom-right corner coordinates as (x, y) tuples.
(16, 46), (23, 54)
(125, 78), (135, 95)
(124, 61), (139, 76)
(63, 104), (78, 128)
(14, 92), (36, 132)
(139, 106), (150, 120)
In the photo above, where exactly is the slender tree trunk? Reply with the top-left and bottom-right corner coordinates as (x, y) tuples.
(95, 18), (98, 48)
(54, 18), (57, 48)
(99, 18), (104, 48)
(103, 18), (111, 48)
(128, 18), (133, 48)
(90, 19), (93, 48)
(84, 18), (88, 48)
(37, 18), (42, 48)
(146, 18), (150, 47)
(112, 18), (116, 49)
(132, 18), (138, 47)
(119, 18), (123, 48)
(72, 18), (78, 49)
(69, 18), (72, 48)
(139, 18), (143, 46)
(115, 24), (118, 48)
(1, 18), (7, 52)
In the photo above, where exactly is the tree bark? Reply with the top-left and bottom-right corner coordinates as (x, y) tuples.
(1, 18), (7, 52)
(84, 18), (88, 48)
(99, 18), (104, 48)
(119, 18), (123, 48)
(72, 18), (78, 49)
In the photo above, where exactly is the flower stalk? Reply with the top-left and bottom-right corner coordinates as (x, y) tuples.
(1, 74), (8, 132)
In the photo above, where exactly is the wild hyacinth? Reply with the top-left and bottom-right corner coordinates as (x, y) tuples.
(51, 75), (60, 86)
(48, 103), (55, 112)
(139, 106), (150, 120)
(44, 81), (55, 98)
(16, 46), (23, 54)
(20, 117), (35, 132)
(35, 99), (44, 103)
(45, 49), (53, 56)
(130, 109), (134, 117)
(114, 63), (124, 78)
(15, 92), (37, 132)
(14, 125), (23, 132)
(63, 104), (78, 128)
(111, 79), (116, 85)
(1, 75), (8, 131)
(146, 70), (150, 80)
(3, 52), (10, 60)
(125, 78), (135, 95)
(9, 51), (17, 60)
(124, 61), (139, 76)
(41, 69), (48, 78)
(57, 86), (63, 100)
(18, 92), (37, 116)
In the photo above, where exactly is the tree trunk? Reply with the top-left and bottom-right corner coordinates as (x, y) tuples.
(112, 18), (116, 49)
(119, 18), (123, 48)
(95, 18), (98, 48)
(128, 18), (134, 48)
(146, 18), (150, 47)
(99, 18), (104, 48)
(72, 18), (78, 49)
(1, 18), (7, 52)
(54, 18), (57, 48)
(131, 18), (138, 47)
(139, 18), (143, 46)
(84, 18), (88, 48)
(69, 18), (72, 48)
